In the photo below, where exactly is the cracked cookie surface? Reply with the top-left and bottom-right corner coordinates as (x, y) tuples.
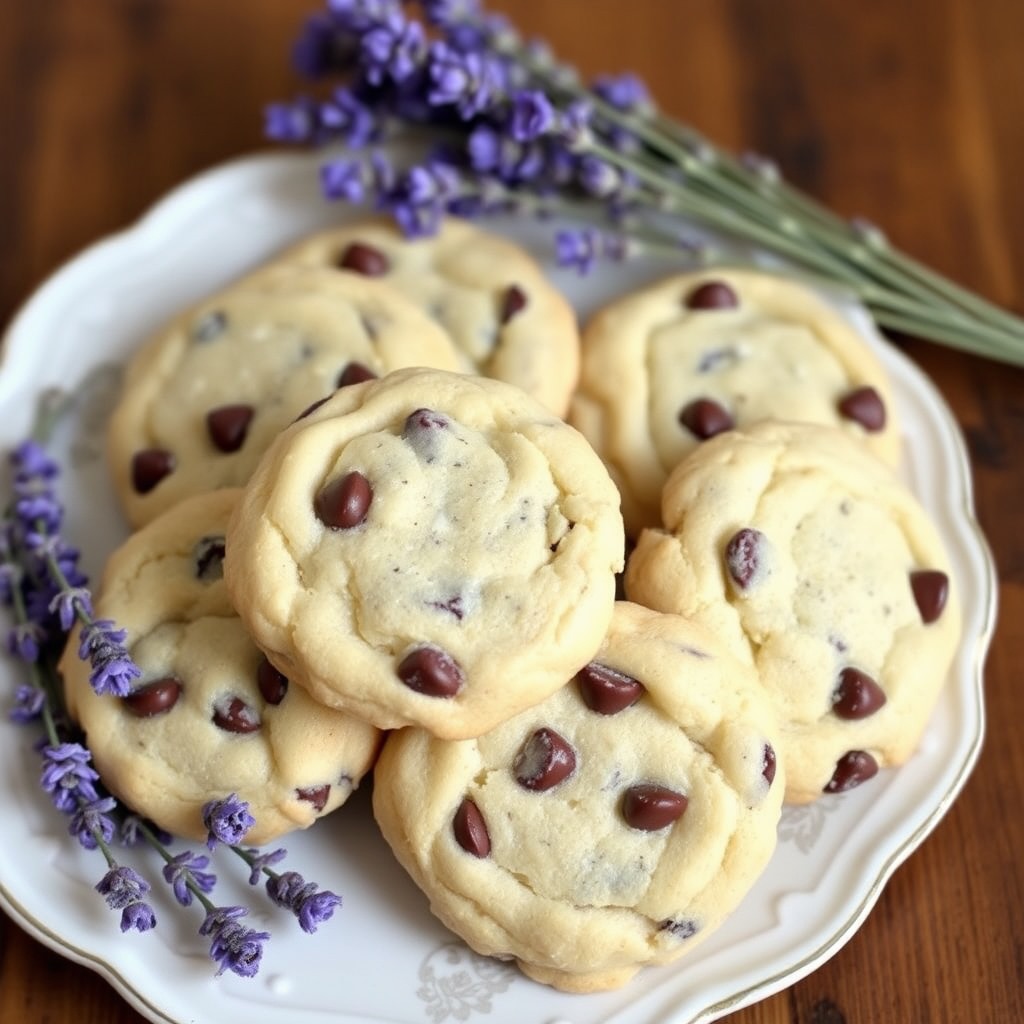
(274, 217), (580, 415)
(224, 367), (624, 739)
(570, 269), (901, 536)
(625, 421), (960, 802)
(371, 601), (784, 992)
(108, 263), (462, 527)
(60, 490), (381, 844)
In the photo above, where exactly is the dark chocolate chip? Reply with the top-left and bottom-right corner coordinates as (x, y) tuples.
(257, 657), (288, 705)
(396, 645), (464, 698)
(678, 398), (734, 440)
(402, 408), (451, 462)
(124, 678), (182, 718)
(212, 696), (261, 733)
(658, 918), (699, 940)
(297, 785), (330, 812)
(206, 404), (255, 453)
(910, 570), (949, 624)
(314, 471), (373, 529)
(725, 528), (765, 589)
(192, 309), (228, 343)
(762, 743), (777, 787)
(500, 284), (528, 324)
(824, 750), (879, 793)
(832, 667), (887, 720)
(684, 280), (739, 310)
(337, 242), (389, 277)
(513, 728), (576, 791)
(193, 535), (226, 581)
(838, 386), (886, 432)
(453, 797), (490, 857)
(131, 449), (175, 494)
(622, 783), (688, 831)
(575, 662), (645, 715)
(337, 362), (378, 388)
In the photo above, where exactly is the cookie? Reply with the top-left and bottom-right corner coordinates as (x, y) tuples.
(625, 421), (960, 803)
(570, 269), (901, 536)
(371, 601), (784, 992)
(108, 263), (463, 528)
(274, 217), (580, 415)
(223, 367), (624, 740)
(60, 489), (382, 845)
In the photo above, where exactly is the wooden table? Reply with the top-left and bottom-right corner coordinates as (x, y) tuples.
(0, 1), (1020, 1021)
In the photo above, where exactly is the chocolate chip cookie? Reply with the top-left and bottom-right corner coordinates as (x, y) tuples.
(108, 263), (463, 527)
(224, 367), (625, 739)
(274, 217), (580, 415)
(60, 489), (382, 844)
(570, 269), (901, 536)
(625, 421), (959, 803)
(372, 601), (784, 992)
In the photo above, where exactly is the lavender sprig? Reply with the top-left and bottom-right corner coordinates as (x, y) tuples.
(1, 422), (344, 979)
(270, 0), (1024, 366)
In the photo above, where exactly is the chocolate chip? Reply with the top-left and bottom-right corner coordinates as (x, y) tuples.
(131, 449), (175, 494)
(725, 528), (765, 589)
(513, 728), (576, 791)
(193, 535), (226, 581)
(314, 471), (373, 529)
(427, 595), (464, 620)
(910, 570), (949, 624)
(684, 280), (739, 310)
(396, 645), (464, 698)
(622, 784), (688, 831)
(192, 309), (228, 343)
(832, 667), (887, 719)
(402, 408), (451, 462)
(337, 362), (378, 388)
(297, 785), (330, 812)
(838, 386), (886, 432)
(294, 394), (331, 422)
(124, 678), (182, 718)
(762, 743), (777, 787)
(257, 657), (288, 705)
(575, 662), (645, 715)
(500, 284), (528, 324)
(824, 750), (879, 793)
(206, 404), (255, 453)
(678, 398), (734, 440)
(659, 918), (699, 940)
(337, 242), (389, 276)
(212, 696), (261, 733)
(453, 797), (490, 857)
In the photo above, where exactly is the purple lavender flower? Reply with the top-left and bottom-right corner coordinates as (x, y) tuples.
(321, 159), (369, 202)
(554, 227), (630, 274)
(509, 89), (555, 143)
(119, 815), (173, 847)
(96, 865), (157, 933)
(69, 796), (117, 851)
(76, 618), (140, 697)
(10, 441), (59, 490)
(577, 154), (621, 198)
(592, 72), (651, 112)
(242, 847), (287, 886)
(163, 850), (218, 907)
(6, 620), (45, 662)
(327, 0), (403, 33)
(48, 585), (92, 631)
(9, 683), (44, 724)
(200, 906), (270, 978)
(202, 794), (256, 849)
(266, 871), (342, 934)
(292, 11), (359, 78)
(421, 0), (482, 25)
(40, 742), (100, 813)
(319, 87), (378, 148)
(427, 41), (502, 119)
(264, 97), (322, 144)
(361, 11), (426, 86)
(14, 494), (62, 538)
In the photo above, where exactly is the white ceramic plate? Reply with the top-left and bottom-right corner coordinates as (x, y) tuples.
(0, 152), (996, 1024)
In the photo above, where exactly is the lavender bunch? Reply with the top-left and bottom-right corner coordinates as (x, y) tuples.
(266, 0), (1024, 365)
(1, 425), (341, 978)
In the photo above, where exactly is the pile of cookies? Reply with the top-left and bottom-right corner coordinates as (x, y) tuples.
(59, 216), (959, 992)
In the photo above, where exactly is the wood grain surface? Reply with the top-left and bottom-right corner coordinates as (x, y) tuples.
(0, 2), (1021, 1022)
